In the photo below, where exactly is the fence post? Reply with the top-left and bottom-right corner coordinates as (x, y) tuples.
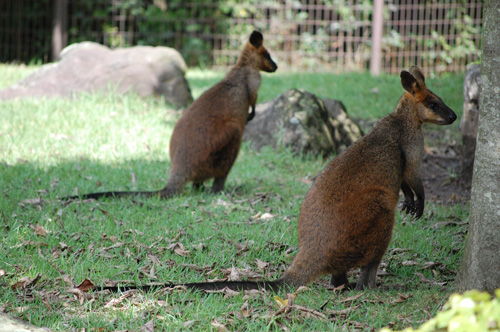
(52, 0), (68, 61)
(370, 0), (383, 75)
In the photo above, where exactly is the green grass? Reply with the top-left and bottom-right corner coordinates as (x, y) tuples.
(0, 64), (468, 331)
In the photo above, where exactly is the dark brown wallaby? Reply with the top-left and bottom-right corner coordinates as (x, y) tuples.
(65, 31), (277, 200)
(280, 66), (456, 290)
(95, 66), (457, 294)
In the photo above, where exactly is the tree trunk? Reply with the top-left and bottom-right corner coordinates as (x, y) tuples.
(456, 0), (500, 294)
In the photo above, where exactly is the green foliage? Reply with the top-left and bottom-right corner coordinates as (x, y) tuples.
(0, 0), (52, 63)
(422, 7), (481, 72)
(2, 0), (482, 71)
(380, 289), (500, 332)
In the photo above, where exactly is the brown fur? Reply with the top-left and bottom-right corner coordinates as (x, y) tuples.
(98, 66), (457, 293)
(281, 66), (457, 290)
(160, 31), (277, 197)
(65, 31), (277, 200)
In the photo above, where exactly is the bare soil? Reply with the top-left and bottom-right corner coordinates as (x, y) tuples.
(422, 134), (470, 205)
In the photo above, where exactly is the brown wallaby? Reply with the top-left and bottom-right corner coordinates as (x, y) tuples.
(65, 31), (277, 200)
(96, 66), (457, 294)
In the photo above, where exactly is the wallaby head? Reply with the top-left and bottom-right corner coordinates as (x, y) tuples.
(400, 66), (457, 125)
(238, 30), (278, 73)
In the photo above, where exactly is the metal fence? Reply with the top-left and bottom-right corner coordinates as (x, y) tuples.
(0, 0), (483, 74)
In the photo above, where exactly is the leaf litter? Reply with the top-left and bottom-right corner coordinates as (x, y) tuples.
(3, 183), (463, 331)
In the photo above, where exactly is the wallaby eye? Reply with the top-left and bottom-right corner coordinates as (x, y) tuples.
(429, 102), (438, 110)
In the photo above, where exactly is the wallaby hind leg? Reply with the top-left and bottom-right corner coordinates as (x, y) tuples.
(330, 272), (349, 288)
(355, 261), (380, 290)
(160, 173), (187, 198)
(212, 174), (228, 193)
(192, 182), (205, 192)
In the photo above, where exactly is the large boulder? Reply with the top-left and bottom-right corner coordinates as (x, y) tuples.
(243, 89), (363, 156)
(0, 42), (193, 107)
(459, 63), (480, 188)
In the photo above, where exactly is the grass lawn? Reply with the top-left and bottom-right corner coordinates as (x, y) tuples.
(0, 64), (468, 331)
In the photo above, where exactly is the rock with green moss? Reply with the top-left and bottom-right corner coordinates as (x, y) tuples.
(380, 289), (500, 332)
(243, 89), (363, 157)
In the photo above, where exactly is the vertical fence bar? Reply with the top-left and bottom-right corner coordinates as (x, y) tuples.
(51, 0), (67, 61)
(370, 0), (383, 75)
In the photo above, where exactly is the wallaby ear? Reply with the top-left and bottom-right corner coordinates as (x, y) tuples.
(409, 66), (426, 84)
(249, 30), (263, 48)
(400, 70), (420, 95)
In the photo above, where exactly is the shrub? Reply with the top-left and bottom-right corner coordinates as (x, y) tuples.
(381, 289), (500, 332)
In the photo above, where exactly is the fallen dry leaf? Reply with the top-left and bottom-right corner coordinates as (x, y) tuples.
(68, 288), (88, 305)
(11, 274), (41, 290)
(206, 287), (240, 298)
(290, 304), (327, 320)
(274, 295), (289, 309)
(13, 306), (30, 314)
(274, 291), (297, 309)
(342, 320), (370, 331)
(324, 304), (361, 317)
(401, 260), (419, 266)
(242, 289), (263, 298)
(182, 320), (197, 328)
(223, 267), (263, 281)
(211, 319), (229, 332)
(167, 242), (190, 257)
(415, 272), (447, 286)
(51, 247), (61, 259)
(340, 292), (364, 304)
(10, 240), (48, 249)
(35, 223), (48, 236)
(391, 293), (411, 304)
(216, 198), (232, 208)
(104, 289), (137, 308)
(97, 207), (110, 216)
(296, 176), (313, 184)
(252, 212), (275, 221)
(191, 242), (204, 251)
(179, 263), (214, 272)
(20, 197), (45, 206)
(76, 278), (96, 292)
(101, 242), (124, 251)
(255, 259), (270, 271)
(143, 319), (154, 332)
(432, 220), (459, 229)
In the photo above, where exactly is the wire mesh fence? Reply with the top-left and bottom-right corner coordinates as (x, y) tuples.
(0, 0), (483, 74)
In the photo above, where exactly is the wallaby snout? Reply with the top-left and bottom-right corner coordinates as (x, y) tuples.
(264, 57), (278, 72)
(421, 96), (457, 125)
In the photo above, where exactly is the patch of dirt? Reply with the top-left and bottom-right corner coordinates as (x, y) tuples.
(422, 138), (470, 205)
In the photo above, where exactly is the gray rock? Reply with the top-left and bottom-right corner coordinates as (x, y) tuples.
(243, 89), (363, 156)
(0, 312), (48, 332)
(460, 63), (481, 187)
(0, 42), (193, 107)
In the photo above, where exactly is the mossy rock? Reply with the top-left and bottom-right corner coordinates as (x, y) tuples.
(244, 89), (363, 157)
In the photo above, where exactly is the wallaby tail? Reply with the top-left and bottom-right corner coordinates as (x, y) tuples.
(62, 190), (161, 201)
(96, 279), (286, 293)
